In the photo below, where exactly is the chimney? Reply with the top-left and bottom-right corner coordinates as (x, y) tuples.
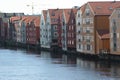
(114, 0), (116, 3)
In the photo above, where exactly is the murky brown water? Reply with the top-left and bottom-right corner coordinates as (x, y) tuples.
(0, 48), (120, 80)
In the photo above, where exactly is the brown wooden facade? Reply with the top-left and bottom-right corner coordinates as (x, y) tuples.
(94, 15), (110, 54)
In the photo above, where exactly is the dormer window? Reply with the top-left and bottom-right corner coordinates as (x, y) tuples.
(96, 6), (102, 9)
(109, 7), (113, 10)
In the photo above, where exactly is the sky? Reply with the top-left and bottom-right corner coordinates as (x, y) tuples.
(0, 0), (118, 15)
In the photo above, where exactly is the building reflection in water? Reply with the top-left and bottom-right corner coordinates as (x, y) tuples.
(27, 50), (120, 79)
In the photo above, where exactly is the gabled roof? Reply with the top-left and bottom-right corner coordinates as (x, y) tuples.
(10, 16), (21, 22)
(88, 1), (120, 15)
(72, 9), (78, 16)
(48, 9), (63, 24)
(63, 9), (72, 24)
(97, 30), (110, 39)
(42, 10), (47, 22)
(34, 16), (40, 27)
(109, 7), (120, 19)
(10, 16), (40, 27)
(80, 3), (87, 14)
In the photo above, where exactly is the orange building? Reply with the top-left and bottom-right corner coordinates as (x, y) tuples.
(26, 16), (40, 45)
(76, 1), (120, 55)
(67, 9), (77, 51)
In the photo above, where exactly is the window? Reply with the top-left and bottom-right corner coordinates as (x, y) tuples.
(86, 39), (90, 43)
(82, 36), (84, 41)
(86, 9), (90, 16)
(71, 26), (73, 30)
(47, 22), (49, 25)
(118, 11), (120, 18)
(72, 40), (74, 45)
(78, 14), (80, 17)
(72, 20), (74, 23)
(54, 32), (58, 37)
(86, 30), (90, 33)
(90, 18), (93, 24)
(52, 12), (55, 16)
(69, 26), (71, 30)
(70, 40), (71, 45)
(54, 25), (57, 30)
(78, 22), (80, 26)
(42, 22), (44, 25)
(113, 19), (116, 26)
(113, 33), (117, 38)
(78, 30), (80, 34)
(117, 33), (119, 38)
(87, 44), (90, 50)
(113, 43), (117, 51)
(63, 22), (65, 26)
(78, 39), (81, 42)
(112, 19), (117, 32)
(68, 40), (69, 44)
(86, 18), (90, 24)
(79, 44), (81, 49)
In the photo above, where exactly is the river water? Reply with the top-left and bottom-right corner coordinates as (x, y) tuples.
(0, 48), (120, 80)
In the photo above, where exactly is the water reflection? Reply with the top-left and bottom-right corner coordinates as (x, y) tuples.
(0, 49), (120, 80)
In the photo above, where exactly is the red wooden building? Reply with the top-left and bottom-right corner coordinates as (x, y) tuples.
(26, 16), (40, 45)
(67, 9), (77, 51)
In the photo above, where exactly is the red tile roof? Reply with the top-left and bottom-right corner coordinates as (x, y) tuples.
(48, 9), (63, 24)
(34, 16), (40, 27)
(97, 30), (110, 39)
(63, 9), (72, 24)
(88, 1), (120, 15)
(10, 16), (40, 27)
(10, 16), (20, 22)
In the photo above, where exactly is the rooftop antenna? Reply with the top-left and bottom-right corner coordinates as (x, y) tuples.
(114, 0), (116, 2)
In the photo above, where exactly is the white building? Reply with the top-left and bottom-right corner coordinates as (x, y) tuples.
(40, 10), (49, 48)
(76, 8), (83, 52)
(61, 9), (71, 51)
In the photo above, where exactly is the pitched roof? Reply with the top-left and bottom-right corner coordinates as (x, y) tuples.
(34, 16), (40, 27)
(63, 9), (72, 24)
(72, 9), (78, 16)
(48, 9), (63, 24)
(10, 16), (40, 27)
(80, 3), (87, 14)
(43, 10), (47, 22)
(97, 30), (110, 39)
(88, 1), (120, 15)
(10, 16), (21, 22)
